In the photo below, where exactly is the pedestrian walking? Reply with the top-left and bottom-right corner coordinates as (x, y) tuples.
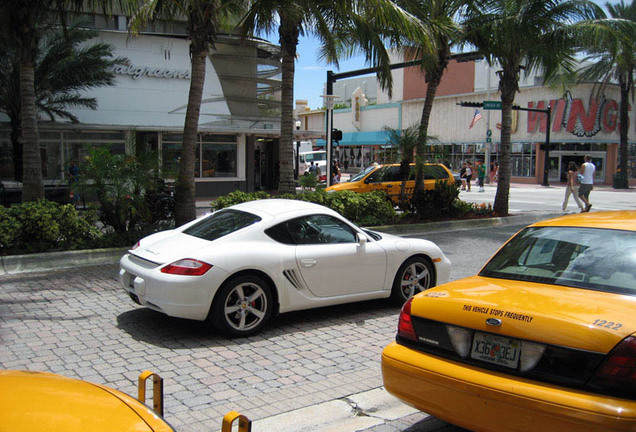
(459, 162), (467, 190)
(490, 161), (498, 184)
(477, 160), (486, 192)
(562, 161), (584, 212)
(578, 155), (596, 212)
(308, 161), (317, 175)
(465, 162), (472, 192)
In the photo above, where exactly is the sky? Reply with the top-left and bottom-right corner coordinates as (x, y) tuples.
(285, 0), (619, 111)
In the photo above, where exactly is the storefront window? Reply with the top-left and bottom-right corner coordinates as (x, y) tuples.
(511, 142), (535, 177)
(197, 134), (237, 178)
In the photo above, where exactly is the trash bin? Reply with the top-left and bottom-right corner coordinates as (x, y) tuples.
(613, 172), (629, 189)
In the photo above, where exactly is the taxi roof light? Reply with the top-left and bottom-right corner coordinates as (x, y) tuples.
(446, 325), (471, 358)
(520, 341), (546, 372)
(397, 298), (417, 341)
(589, 336), (636, 393)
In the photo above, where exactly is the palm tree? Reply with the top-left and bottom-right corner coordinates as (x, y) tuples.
(239, 0), (431, 195)
(463, 0), (604, 215)
(577, 0), (636, 189)
(384, 126), (418, 206)
(400, 0), (465, 194)
(0, 23), (125, 182)
(129, 0), (246, 226)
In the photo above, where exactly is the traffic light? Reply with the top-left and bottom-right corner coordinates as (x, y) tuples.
(458, 101), (483, 107)
(332, 128), (343, 142)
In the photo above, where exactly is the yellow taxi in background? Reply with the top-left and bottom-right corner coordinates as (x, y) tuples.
(0, 370), (173, 431)
(382, 211), (636, 431)
(325, 163), (454, 202)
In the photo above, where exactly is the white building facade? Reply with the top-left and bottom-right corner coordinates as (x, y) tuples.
(0, 14), (291, 197)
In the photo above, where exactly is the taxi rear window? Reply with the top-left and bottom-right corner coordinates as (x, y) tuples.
(480, 226), (636, 295)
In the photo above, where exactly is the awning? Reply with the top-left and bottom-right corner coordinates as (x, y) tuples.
(315, 130), (390, 147)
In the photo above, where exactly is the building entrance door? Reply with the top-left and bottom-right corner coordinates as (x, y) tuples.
(552, 151), (605, 184)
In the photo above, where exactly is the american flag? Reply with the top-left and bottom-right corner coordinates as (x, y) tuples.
(469, 109), (483, 129)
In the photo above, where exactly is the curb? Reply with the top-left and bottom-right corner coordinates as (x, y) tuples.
(1, 213), (559, 276)
(370, 212), (560, 236)
(0, 247), (129, 275)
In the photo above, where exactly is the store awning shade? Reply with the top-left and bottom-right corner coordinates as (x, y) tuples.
(315, 131), (390, 147)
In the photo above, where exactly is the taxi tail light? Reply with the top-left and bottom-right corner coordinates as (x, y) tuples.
(397, 298), (417, 341)
(588, 336), (636, 393)
(520, 341), (546, 372)
(446, 325), (471, 358)
(161, 259), (212, 276)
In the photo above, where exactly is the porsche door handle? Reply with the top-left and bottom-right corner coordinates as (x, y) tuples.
(300, 258), (317, 268)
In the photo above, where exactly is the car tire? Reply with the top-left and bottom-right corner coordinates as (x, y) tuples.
(391, 256), (434, 304)
(210, 275), (273, 337)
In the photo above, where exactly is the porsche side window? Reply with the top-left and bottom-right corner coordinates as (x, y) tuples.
(284, 215), (357, 245)
(265, 223), (295, 245)
(184, 210), (261, 241)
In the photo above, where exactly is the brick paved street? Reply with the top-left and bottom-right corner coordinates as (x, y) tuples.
(0, 264), (402, 431)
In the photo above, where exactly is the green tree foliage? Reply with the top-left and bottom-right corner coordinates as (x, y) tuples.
(463, 0), (605, 215)
(0, 22), (125, 182)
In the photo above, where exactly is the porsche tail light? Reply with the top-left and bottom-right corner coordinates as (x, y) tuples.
(131, 241), (140, 250)
(446, 325), (471, 358)
(397, 298), (417, 341)
(161, 259), (212, 276)
(588, 336), (636, 395)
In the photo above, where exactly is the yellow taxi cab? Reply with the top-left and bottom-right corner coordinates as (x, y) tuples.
(382, 211), (636, 431)
(325, 163), (454, 202)
(0, 370), (173, 431)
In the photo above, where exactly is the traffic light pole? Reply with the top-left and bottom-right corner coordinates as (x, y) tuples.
(458, 102), (551, 187)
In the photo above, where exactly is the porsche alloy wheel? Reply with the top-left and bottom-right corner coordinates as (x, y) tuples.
(211, 275), (273, 337)
(391, 257), (434, 304)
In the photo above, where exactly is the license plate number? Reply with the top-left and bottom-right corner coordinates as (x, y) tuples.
(471, 332), (520, 369)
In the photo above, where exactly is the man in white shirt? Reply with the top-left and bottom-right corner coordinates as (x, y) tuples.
(578, 155), (596, 212)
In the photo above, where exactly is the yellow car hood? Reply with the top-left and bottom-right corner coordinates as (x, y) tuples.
(413, 276), (636, 353)
(0, 370), (172, 432)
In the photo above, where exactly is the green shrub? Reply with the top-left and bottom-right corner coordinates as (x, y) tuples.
(212, 190), (271, 211)
(410, 181), (461, 221)
(299, 173), (318, 189)
(0, 200), (100, 254)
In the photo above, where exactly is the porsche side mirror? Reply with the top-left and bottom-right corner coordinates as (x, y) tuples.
(356, 232), (367, 247)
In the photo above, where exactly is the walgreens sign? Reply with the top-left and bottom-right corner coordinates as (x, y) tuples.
(527, 91), (625, 138)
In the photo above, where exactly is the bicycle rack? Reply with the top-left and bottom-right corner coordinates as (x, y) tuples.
(138, 371), (164, 416)
(222, 411), (252, 432)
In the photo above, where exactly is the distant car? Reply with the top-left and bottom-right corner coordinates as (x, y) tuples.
(325, 163), (455, 203)
(120, 199), (450, 337)
(382, 211), (636, 431)
(0, 370), (173, 432)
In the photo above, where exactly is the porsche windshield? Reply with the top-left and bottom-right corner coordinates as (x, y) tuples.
(479, 226), (636, 295)
(183, 210), (261, 241)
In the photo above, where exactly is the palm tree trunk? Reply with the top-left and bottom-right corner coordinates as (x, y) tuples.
(20, 59), (44, 201)
(174, 47), (205, 226)
(495, 76), (515, 216)
(277, 16), (299, 195)
(415, 75), (441, 193)
(618, 76), (630, 188)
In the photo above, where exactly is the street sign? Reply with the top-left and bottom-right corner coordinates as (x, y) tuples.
(483, 101), (502, 110)
(487, 137), (492, 143)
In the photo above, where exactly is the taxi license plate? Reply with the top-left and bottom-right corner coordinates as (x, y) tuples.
(471, 332), (520, 369)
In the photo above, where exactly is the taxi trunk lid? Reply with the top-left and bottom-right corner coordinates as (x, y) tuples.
(413, 276), (636, 354)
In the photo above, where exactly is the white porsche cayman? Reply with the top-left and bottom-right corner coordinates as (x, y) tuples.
(119, 199), (450, 337)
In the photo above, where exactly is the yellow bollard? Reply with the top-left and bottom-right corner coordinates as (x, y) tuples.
(138, 371), (164, 416)
(222, 411), (252, 432)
